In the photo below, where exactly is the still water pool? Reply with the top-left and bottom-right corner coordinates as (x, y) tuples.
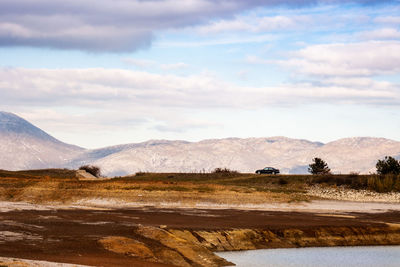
(216, 246), (400, 267)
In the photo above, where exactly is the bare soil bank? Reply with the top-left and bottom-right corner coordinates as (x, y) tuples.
(1, 206), (400, 266)
(1, 171), (400, 266)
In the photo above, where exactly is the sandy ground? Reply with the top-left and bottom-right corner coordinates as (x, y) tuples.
(1, 199), (400, 214)
(307, 185), (400, 203)
(76, 198), (400, 213)
(0, 257), (90, 267)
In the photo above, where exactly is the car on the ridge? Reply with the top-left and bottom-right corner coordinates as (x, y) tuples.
(255, 167), (280, 175)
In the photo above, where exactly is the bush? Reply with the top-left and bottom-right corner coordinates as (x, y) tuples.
(349, 172), (359, 178)
(311, 174), (333, 184)
(211, 168), (239, 176)
(308, 157), (331, 175)
(376, 156), (400, 175)
(79, 165), (101, 178)
(278, 178), (288, 185)
(350, 176), (366, 189)
(367, 174), (399, 192)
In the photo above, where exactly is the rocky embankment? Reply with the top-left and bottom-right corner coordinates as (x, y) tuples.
(2, 202), (400, 267)
(99, 224), (400, 267)
(307, 185), (400, 202)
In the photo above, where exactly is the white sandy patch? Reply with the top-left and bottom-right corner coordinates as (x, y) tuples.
(1, 197), (399, 214)
(71, 198), (400, 213)
(0, 257), (91, 267)
(307, 185), (400, 203)
(0, 231), (42, 243)
(0, 201), (110, 213)
(0, 201), (52, 212)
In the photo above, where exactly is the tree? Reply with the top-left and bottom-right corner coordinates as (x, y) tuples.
(376, 156), (400, 175)
(308, 157), (331, 175)
(79, 165), (101, 177)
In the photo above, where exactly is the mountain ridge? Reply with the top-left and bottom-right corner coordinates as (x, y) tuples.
(1, 111), (400, 176)
(0, 111), (84, 170)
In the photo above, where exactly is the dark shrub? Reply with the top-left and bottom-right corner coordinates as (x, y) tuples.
(335, 177), (347, 186)
(79, 165), (101, 178)
(367, 174), (399, 192)
(313, 174), (333, 184)
(278, 178), (288, 185)
(211, 168), (239, 176)
(308, 158), (331, 175)
(348, 172), (359, 178)
(350, 177), (366, 189)
(376, 156), (400, 175)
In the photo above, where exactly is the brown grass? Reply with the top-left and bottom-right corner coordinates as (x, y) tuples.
(2, 169), (396, 205)
(0, 171), (310, 204)
(0, 168), (78, 179)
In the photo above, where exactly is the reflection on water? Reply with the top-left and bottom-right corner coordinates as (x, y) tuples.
(216, 246), (400, 267)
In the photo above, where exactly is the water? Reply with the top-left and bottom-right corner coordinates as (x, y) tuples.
(216, 246), (400, 267)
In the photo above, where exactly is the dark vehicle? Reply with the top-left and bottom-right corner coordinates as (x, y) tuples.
(255, 167), (280, 175)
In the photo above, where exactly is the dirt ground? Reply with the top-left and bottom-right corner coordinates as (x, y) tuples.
(1, 172), (400, 266)
(1, 204), (400, 267)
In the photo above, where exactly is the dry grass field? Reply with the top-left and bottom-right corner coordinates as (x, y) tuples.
(0, 169), (314, 205)
(1, 168), (398, 206)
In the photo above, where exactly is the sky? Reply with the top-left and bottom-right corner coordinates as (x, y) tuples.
(0, 0), (400, 148)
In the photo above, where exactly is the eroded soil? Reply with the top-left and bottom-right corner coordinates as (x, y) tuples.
(1, 206), (400, 266)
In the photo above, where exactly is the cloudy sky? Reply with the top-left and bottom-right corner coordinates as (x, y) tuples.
(1, 0), (400, 148)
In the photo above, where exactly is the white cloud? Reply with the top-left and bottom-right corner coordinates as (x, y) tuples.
(0, 67), (398, 110)
(122, 58), (157, 68)
(122, 58), (189, 71)
(157, 34), (277, 47)
(0, 0), (308, 52)
(357, 28), (400, 40)
(280, 41), (400, 77)
(160, 62), (189, 70)
(1, 66), (398, 147)
(196, 15), (309, 34)
(322, 77), (393, 89)
(197, 19), (251, 34)
(245, 55), (272, 64)
(375, 16), (400, 25)
(0, 0), (387, 52)
(237, 70), (249, 80)
(153, 119), (221, 133)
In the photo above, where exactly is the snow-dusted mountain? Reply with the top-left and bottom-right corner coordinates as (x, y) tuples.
(74, 137), (400, 176)
(1, 111), (400, 176)
(0, 111), (84, 170)
(75, 137), (323, 176)
(308, 138), (400, 174)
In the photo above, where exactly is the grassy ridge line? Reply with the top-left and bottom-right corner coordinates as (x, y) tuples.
(0, 168), (398, 188)
(0, 168), (398, 206)
(0, 171), (310, 203)
(122, 172), (400, 193)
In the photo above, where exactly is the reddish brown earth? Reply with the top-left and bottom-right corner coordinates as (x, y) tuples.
(1, 207), (400, 266)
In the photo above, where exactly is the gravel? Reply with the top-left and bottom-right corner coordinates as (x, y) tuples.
(307, 185), (400, 203)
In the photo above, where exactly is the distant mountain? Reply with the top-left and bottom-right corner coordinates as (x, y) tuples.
(75, 137), (400, 176)
(74, 137), (323, 176)
(69, 140), (190, 168)
(0, 111), (84, 170)
(307, 137), (400, 174)
(1, 111), (400, 176)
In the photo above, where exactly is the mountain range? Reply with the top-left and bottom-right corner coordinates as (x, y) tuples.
(1, 111), (400, 176)
(0, 112), (83, 170)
